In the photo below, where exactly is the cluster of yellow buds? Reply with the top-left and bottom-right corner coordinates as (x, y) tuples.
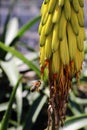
(38, 0), (85, 129)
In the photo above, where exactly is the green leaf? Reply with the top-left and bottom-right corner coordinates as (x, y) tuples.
(0, 42), (40, 77)
(1, 59), (22, 123)
(0, 102), (9, 112)
(0, 76), (22, 130)
(10, 16), (41, 46)
(23, 94), (47, 130)
(5, 17), (19, 46)
(68, 103), (81, 116)
(70, 91), (87, 105)
(1, 0), (18, 42)
(0, 0), (18, 59)
(61, 114), (87, 130)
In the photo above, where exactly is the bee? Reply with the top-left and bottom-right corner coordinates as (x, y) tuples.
(30, 80), (41, 92)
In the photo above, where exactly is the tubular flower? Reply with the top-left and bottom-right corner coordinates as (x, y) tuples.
(38, 0), (85, 129)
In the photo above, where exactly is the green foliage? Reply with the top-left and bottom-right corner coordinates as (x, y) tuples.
(0, 76), (22, 130)
(0, 1), (87, 130)
(0, 42), (40, 77)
